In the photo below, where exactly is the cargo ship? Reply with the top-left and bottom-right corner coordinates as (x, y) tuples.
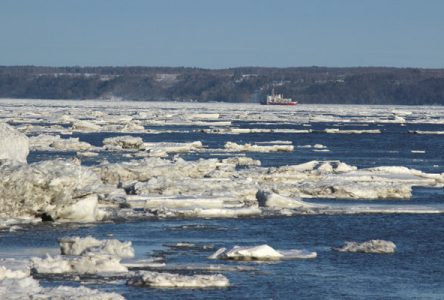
(262, 89), (298, 105)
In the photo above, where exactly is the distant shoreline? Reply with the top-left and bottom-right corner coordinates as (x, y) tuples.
(1, 66), (444, 105)
(1, 98), (443, 107)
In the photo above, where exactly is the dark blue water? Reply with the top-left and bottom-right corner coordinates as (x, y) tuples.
(1, 215), (443, 299)
(13, 120), (444, 299)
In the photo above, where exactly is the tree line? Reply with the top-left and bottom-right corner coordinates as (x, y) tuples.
(1, 66), (444, 105)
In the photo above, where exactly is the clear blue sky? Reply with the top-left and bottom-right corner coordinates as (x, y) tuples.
(1, 0), (443, 68)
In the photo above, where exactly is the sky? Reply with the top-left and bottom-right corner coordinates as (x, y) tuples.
(1, 0), (443, 68)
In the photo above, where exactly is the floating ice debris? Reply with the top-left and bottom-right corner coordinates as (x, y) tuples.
(323, 129), (381, 134)
(149, 206), (262, 219)
(201, 128), (311, 134)
(209, 244), (317, 261)
(255, 140), (293, 145)
(77, 151), (100, 157)
(140, 196), (226, 210)
(72, 119), (101, 132)
(134, 263), (255, 273)
(392, 110), (412, 117)
(32, 253), (128, 274)
(411, 150), (426, 153)
(224, 141), (294, 152)
(334, 240), (396, 254)
(0, 217), (41, 229)
(0, 123), (29, 163)
(103, 135), (144, 150)
(35, 286), (124, 300)
(410, 130), (444, 135)
(0, 263), (124, 299)
(313, 144), (327, 149)
(166, 242), (195, 248)
(59, 236), (135, 258)
(141, 141), (204, 154)
(185, 113), (220, 120)
(1, 99), (444, 228)
(131, 177), (257, 206)
(221, 156), (261, 166)
(29, 134), (93, 152)
(127, 271), (229, 288)
(256, 190), (316, 209)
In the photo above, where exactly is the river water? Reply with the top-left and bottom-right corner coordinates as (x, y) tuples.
(2, 111), (444, 299)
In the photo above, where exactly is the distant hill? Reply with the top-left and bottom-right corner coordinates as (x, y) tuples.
(1, 66), (444, 105)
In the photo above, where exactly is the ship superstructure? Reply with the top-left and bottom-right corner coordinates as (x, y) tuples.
(264, 89), (298, 105)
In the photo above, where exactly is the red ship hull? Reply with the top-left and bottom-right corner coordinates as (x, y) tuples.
(262, 101), (298, 106)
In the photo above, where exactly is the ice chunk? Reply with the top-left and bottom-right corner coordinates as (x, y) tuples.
(72, 120), (101, 131)
(221, 156), (261, 166)
(277, 249), (318, 259)
(150, 207), (262, 219)
(103, 135), (144, 150)
(209, 244), (316, 261)
(256, 191), (311, 208)
(59, 236), (135, 258)
(209, 245), (283, 260)
(38, 286), (124, 299)
(0, 159), (106, 222)
(224, 142), (293, 152)
(410, 130), (444, 135)
(186, 113), (220, 120)
(335, 240), (396, 253)
(60, 236), (101, 256)
(324, 128), (381, 134)
(52, 194), (100, 223)
(128, 271), (229, 288)
(0, 262), (124, 299)
(0, 123), (29, 163)
(32, 253), (128, 274)
(29, 134), (92, 152)
(313, 144), (327, 149)
(141, 141), (204, 153)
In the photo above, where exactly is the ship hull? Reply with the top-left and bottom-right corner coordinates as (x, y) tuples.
(261, 102), (298, 106)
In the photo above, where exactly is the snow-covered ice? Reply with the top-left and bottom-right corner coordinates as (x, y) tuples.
(0, 123), (29, 163)
(209, 244), (317, 261)
(59, 236), (135, 258)
(127, 271), (230, 288)
(334, 240), (397, 254)
(0, 260), (124, 299)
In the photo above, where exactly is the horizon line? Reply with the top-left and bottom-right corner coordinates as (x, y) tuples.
(1, 64), (444, 71)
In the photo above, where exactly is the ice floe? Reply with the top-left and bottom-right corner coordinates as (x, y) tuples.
(29, 134), (93, 152)
(334, 240), (396, 254)
(59, 236), (135, 258)
(72, 119), (102, 132)
(224, 141), (294, 152)
(33, 236), (133, 274)
(0, 261), (124, 299)
(103, 135), (144, 150)
(127, 271), (229, 288)
(209, 244), (317, 261)
(32, 253), (128, 274)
